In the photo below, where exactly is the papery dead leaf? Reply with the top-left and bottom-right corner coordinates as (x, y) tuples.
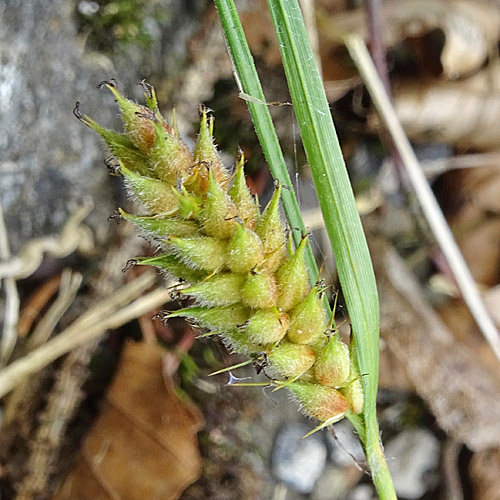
(388, 69), (500, 150)
(469, 448), (500, 500)
(52, 342), (204, 500)
(456, 219), (500, 287)
(432, 166), (500, 286)
(324, 0), (500, 79)
(372, 237), (500, 451)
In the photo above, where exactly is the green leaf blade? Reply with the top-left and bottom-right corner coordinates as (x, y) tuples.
(214, 0), (320, 287)
(266, 0), (396, 497)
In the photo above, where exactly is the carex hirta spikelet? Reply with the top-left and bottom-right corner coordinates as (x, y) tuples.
(77, 80), (363, 431)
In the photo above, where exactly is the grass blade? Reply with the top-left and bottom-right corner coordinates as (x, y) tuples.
(214, 0), (320, 287)
(214, 0), (396, 496)
(266, 0), (395, 497)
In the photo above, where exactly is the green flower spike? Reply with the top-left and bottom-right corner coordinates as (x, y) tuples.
(147, 118), (194, 186)
(200, 169), (238, 239)
(287, 382), (348, 423)
(340, 334), (364, 415)
(244, 308), (289, 345)
(119, 209), (199, 238)
(255, 186), (286, 272)
(267, 341), (315, 378)
(182, 273), (246, 307)
(120, 163), (179, 215)
(193, 108), (227, 187)
(104, 81), (157, 153)
(165, 305), (249, 332)
(135, 254), (205, 284)
(166, 235), (227, 273)
(79, 82), (359, 435)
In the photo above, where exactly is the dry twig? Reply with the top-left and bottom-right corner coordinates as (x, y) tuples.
(0, 202), (20, 365)
(0, 272), (170, 399)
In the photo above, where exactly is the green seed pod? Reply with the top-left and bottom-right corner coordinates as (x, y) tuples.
(182, 273), (246, 307)
(228, 154), (258, 228)
(221, 329), (263, 355)
(135, 254), (206, 283)
(166, 236), (227, 273)
(120, 163), (179, 215)
(193, 109), (227, 186)
(244, 308), (289, 345)
(241, 269), (277, 309)
(79, 115), (153, 176)
(148, 118), (194, 186)
(314, 336), (350, 387)
(342, 378), (364, 415)
(226, 224), (264, 274)
(119, 209), (199, 238)
(200, 170), (238, 239)
(276, 236), (310, 311)
(340, 335), (364, 414)
(287, 382), (348, 423)
(106, 83), (157, 152)
(254, 187), (286, 272)
(165, 305), (249, 332)
(287, 287), (326, 344)
(267, 341), (315, 378)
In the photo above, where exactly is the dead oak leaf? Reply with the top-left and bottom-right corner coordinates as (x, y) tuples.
(53, 342), (204, 500)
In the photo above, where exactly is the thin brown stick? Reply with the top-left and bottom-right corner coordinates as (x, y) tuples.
(28, 269), (82, 349)
(17, 275), (63, 337)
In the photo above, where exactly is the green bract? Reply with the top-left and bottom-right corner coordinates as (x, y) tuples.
(79, 82), (364, 428)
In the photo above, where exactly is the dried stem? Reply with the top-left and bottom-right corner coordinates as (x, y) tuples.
(345, 34), (500, 362)
(0, 202), (20, 365)
(0, 273), (170, 398)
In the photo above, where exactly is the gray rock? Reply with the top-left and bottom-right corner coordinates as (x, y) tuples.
(0, 0), (208, 255)
(271, 422), (327, 494)
(385, 428), (440, 499)
(311, 464), (351, 500)
(346, 484), (375, 500)
(0, 0), (115, 254)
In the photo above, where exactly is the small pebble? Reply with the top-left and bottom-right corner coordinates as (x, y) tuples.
(385, 428), (440, 499)
(271, 422), (327, 494)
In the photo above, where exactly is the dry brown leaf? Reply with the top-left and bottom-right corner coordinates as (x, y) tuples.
(372, 236), (500, 450)
(324, 0), (500, 78)
(469, 448), (500, 500)
(388, 68), (500, 150)
(53, 342), (204, 500)
(433, 166), (500, 286)
(457, 218), (500, 287)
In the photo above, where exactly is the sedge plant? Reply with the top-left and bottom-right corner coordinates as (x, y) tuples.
(214, 0), (397, 498)
(76, 0), (396, 496)
(77, 80), (360, 429)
